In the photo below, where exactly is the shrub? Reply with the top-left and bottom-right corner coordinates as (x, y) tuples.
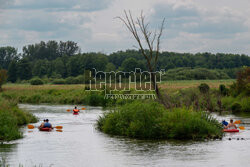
(30, 78), (44, 85)
(0, 98), (37, 141)
(52, 79), (66, 84)
(219, 84), (229, 96)
(198, 83), (210, 94)
(231, 102), (242, 113)
(97, 101), (222, 140)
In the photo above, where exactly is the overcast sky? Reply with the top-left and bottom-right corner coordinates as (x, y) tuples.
(0, 0), (250, 55)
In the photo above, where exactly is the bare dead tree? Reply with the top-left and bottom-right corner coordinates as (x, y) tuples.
(116, 10), (171, 109)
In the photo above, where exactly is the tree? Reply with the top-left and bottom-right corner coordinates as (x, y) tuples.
(8, 60), (18, 82)
(0, 69), (8, 91)
(117, 11), (170, 108)
(17, 58), (32, 80)
(121, 57), (138, 72)
(105, 63), (116, 72)
(0, 47), (18, 69)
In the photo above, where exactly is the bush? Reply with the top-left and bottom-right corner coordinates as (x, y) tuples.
(231, 103), (242, 113)
(52, 79), (66, 84)
(0, 98), (37, 141)
(30, 78), (44, 85)
(219, 84), (229, 96)
(97, 101), (222, 140)
(198, 83), (210, 94)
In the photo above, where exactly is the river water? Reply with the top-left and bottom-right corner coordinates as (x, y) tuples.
(1, 104), (250, 167)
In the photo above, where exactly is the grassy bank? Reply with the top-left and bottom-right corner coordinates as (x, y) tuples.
(0, 97), (37, 141)
(2, 84), (108, 106)
(1, 80), (233, 106)
(97, 101), (223, 140)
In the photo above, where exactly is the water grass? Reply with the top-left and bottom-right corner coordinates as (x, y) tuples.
(97, 101), (223, 140)
(0, 97), (37, 141)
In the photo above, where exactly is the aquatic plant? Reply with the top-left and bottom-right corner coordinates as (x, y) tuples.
(97, 101), (223, 140)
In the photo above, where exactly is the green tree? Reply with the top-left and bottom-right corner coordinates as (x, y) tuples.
(8, 60), (18, 82)
(121, 58), (138, 72)
(17, 58), (32, 80)
(0, 46), (18, 69)
(105, 63), (116, 72)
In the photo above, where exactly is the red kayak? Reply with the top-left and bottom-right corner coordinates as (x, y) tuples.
(73, 112), (79, 115)
(223, 129), (239, 133)
(39, 127), (53, 131)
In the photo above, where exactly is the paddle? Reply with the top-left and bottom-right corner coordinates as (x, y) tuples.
(238, 126), (245, 130)
(66, 107), (86, 112)
(27, 125), (63, 130)
(234, 120), (241, 124)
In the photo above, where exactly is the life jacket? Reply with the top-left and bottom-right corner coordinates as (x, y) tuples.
(73, 109), (79, 113)
(44, 122), (52, 128)
(222, 120), (228, 126)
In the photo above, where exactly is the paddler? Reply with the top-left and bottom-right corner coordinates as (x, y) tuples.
(43, 119), (53, 129)
(73, 106), (80, 114)
(225, 119), (237, 129)
(39, 119), (46, 129)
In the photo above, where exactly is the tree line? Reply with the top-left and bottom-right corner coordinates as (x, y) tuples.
(0, 40), (249, 82)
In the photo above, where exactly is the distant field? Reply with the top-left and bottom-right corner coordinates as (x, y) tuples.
(3, 79), (235, 91)
(160, 79), (235, 90)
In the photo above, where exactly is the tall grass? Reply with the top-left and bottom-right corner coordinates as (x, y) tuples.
(97, 101), (223, 140)
(0, 97), (37, 141)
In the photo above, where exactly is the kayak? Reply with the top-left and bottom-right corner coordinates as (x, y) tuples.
(223, 129), (239, 133)
(39, 127), (53, 131)
(73, 112), (79, 115)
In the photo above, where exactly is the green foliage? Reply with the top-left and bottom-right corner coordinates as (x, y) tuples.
(97, 101), (222, 140)
(30, 78), (44, 85)
(198, 83), (210, 94)
(163, 68), (230, 80)
(0, 98), (37, 141)
(0, 46), (17, 70)
(2, 42), (249, 83)
(219, 84), (229, 96)
(8, 60), (18, 82)
(230, 67), (250, 96)
(231, 103), (242, 113)
(52, 79), (66, 84)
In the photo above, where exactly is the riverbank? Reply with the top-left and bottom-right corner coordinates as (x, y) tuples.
(0, 79), (244, 141)
(0, 97), (37, 141)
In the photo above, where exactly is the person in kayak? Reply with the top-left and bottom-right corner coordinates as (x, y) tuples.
(73, 106), (80, 114)
(222, 120), (228, 128)
(39, 119), (46, 129)
(43, 119), (53, 129)
(225, 119), (237, 129)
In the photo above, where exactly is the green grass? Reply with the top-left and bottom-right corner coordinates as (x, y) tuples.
(1, 84), (109, 106)
(0, 97), (37, 141)
(97, 101), (223, 140)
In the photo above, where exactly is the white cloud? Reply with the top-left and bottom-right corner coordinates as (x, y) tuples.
(0, 0), (249, 55)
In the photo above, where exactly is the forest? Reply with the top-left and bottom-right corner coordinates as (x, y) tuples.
(0, 40), (249, 83)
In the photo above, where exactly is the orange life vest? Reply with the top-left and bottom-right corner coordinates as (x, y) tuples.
(73, 109), (79, 113)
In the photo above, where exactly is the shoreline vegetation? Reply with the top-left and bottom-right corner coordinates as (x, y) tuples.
(0, 67), (248, 141)
(0, 97), (37, 141)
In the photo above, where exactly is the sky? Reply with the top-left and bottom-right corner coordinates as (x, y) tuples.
(0, 0), (250, 55)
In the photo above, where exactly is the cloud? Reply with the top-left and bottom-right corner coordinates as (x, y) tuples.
(3, 0), (113, 12)
(151, 2), (249, 39)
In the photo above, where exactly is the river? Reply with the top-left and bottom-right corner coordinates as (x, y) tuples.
(0, 104), (250, 167)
